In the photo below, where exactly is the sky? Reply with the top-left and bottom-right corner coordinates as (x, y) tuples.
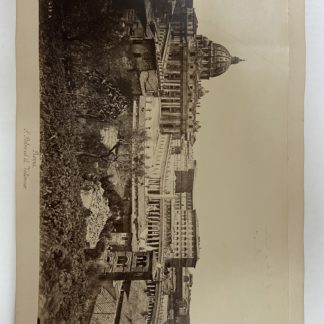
(191, 1), (290, 323)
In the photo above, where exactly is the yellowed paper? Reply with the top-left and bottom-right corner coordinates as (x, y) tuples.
(16, 0), (304, 323)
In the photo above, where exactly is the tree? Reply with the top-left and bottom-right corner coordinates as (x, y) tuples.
(70, 69), (131, 123)
(76, 115), (150, 178)
(76, 141), (121, 162)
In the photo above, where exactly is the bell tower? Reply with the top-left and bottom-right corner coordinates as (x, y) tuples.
(97, 250), (158, 281)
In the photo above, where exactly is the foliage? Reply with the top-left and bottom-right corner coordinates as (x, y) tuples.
(39, 16), (92, 322)
(39, 0), (135, 322)
(39, 0), (147, 321)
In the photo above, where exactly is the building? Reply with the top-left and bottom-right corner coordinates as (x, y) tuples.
(196, 34), (244, 79)
(97, 250), (158, 281)
(155, 0), (243, 137)
(122, 1), (244, 322)
(167, 209), (199, 267)
(138, 95), (161, 171)
(166, 267), (193, 324)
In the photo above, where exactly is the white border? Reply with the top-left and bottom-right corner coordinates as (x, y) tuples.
(304, 1), (324, 323)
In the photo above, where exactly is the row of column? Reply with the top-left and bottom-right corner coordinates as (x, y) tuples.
(146, 280), (157, 323)
(146, 198), (161, 250)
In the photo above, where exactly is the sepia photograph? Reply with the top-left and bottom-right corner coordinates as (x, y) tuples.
(14, 0), (304, 323)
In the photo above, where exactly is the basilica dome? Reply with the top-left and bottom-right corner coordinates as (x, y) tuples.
(197, 35), (244, 79)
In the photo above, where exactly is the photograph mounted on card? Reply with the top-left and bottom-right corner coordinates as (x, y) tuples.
(16, 0), (305, 323)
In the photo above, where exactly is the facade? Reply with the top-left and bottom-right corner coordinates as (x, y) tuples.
(97, 250), (158, 281)
(166, 267), (193, 324)
(155, 0), (243, 137)
(138, 95), (161, 171)
(123, 1), (244, 322)
(167, 209), (199, 267)
(145, 134), (171, 251)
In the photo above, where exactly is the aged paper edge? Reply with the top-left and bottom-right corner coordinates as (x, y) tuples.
(15, 0), (305, 323)
(288, 0), (305, 323)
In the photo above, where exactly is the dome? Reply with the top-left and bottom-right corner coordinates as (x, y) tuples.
(197, 35), (244, 79)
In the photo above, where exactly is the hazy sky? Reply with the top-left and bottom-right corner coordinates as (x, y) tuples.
(191, 1), (289, 323)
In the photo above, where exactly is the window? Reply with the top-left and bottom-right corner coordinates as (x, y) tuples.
(117, 255), (129, 267)
(136, 255), (147, 268)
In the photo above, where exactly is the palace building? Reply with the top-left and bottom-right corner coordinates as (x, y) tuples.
(116, 1), (245, 322)
(154, 0), (243, 138)
(167, 209), (199, 268)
